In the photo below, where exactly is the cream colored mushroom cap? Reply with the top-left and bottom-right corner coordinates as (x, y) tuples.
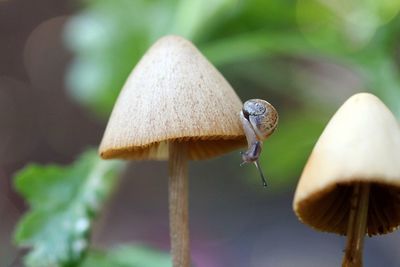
(99, 35), (245, 160)
(293, 93), (400, 235)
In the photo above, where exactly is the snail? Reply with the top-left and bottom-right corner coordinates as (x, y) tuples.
(240, 99), (279, 187)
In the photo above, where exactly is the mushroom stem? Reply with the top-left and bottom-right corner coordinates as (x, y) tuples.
(168, 141), (190, 267)
(343, 183), (370, 267)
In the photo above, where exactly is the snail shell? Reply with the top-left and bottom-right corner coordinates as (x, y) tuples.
(242, 99), (278, 141)
(239, 99), (278, 187)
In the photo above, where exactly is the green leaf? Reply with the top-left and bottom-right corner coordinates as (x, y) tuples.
(14, 149), (124, 267)
(81, 245), (171, 267)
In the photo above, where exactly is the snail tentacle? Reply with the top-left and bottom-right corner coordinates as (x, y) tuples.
(254, 160), (267, 187)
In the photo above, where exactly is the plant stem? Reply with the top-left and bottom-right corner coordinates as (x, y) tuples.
(343, 183), (370, 267)
(168, 142), (190, 267)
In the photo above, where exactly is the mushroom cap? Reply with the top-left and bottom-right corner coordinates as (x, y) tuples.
(99, 35), (245, 160)
(293, 93), (400, 235)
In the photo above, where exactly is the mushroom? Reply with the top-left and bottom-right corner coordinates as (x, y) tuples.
(99, 35), (246, 267)
(293, 93), (400, 266)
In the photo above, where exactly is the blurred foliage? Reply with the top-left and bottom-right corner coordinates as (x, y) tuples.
(296, 0), (400, 49)
(64, 0), (400, 187)
(65, 0), (400, 117)
(14, 150), (124, 267)
(81, 245), (171, 267)
(261, 110), (330, 189)
(64, 0), (240, 116)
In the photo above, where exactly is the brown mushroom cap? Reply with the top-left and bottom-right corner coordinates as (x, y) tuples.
(293, 93), (400, 235)
(99, 35), (246, 160)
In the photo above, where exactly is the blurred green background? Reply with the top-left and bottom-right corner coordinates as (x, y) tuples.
(1, 0), (400, 266)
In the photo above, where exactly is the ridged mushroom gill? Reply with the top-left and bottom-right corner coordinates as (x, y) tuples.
(296, 182), (400, 236)
(100, 136), (247, 161)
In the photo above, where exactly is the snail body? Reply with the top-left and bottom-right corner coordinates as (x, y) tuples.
(240, 99), (278, 187)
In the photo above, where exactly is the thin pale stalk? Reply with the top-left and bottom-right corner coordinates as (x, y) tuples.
(168, 142), (190, 267)
(343, 183), (370, 267)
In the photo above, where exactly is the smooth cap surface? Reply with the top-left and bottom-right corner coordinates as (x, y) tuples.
(293, 93), (400, 235)
(99, 35), (245, 160)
